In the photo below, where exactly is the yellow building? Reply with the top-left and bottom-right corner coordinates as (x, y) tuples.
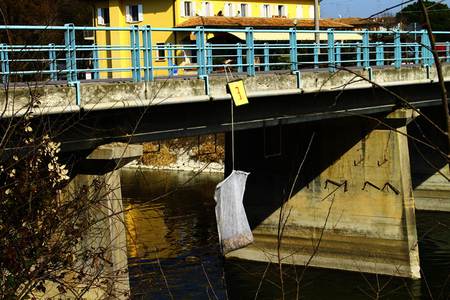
(92, 0), (323, 78)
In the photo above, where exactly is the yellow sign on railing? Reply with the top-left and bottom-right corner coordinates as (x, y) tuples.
(227, 79), (249, 106)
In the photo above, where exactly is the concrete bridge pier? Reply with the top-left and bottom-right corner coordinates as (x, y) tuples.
(64, 143), (142, 299)
(409, 106), (450, 212)
(414, 166), (450, 212)
(226, 109), (421, 279)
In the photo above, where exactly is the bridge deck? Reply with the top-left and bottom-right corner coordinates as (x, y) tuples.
(2, 64), (447, 152)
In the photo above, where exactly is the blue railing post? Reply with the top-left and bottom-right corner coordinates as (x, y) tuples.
(64, 23), (77, 83)
(314, 43), (319, 68)
(421, 30), (432, 66)
(414, 43), (420, 65)
(394, 30), (401, 69)
(206, 43), (213, 74)
(130, 25), (141, 81)
(446, 41), (450, 63)
(264, 43), (270, 72)
(289, 27), (298, 72)
(130, 26), (136, 80)
(356, 43), (362, 67)
(327, 29), (335, 72)
(0, 43), (9, 85)
(246, 27), (255, 76)
(142, 25), (153, 81)
(335, 42), (341, 67)
(195, 26), (206, 77)
(376, 42), (384, 67)
(167, 43), (174, 77)
(49, 43), (58, 81)
(263, 42), (270, 71)
(362, 30), (370, 68)
(92, 44), (100, 80)
(237, 43), (243, 73)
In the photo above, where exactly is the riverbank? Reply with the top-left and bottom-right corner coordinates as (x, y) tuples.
(124, 135), (225, 173)
(124, 152), (224, 173)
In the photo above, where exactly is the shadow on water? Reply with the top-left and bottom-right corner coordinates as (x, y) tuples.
(121, 168), (450, 300)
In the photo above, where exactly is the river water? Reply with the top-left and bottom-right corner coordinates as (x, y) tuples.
(121, 169), (450, 300)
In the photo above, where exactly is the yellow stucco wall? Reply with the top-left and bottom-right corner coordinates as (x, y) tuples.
(94, 0), (176, 78)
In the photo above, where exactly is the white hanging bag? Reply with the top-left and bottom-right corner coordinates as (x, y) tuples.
(214, 170), (253, 255)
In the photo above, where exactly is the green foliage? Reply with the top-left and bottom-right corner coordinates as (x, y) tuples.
(396, 0), (450, 31)
(0, 0), (92, 45)
(0, 0), (91, 26)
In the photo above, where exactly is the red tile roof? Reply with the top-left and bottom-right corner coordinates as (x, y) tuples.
(329, 17), (382, 27)
(177, 17), (353, 29)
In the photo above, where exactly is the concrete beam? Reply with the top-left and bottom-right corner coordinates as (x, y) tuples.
(2, 64), (450, 118)
(78, 143), (143, 175)
(86, 142), (143, 160)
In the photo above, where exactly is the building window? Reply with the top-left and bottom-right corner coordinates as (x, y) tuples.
(261, 4), (270, 18)
(97, 7), (110, 25)
(240, 3), (249, 17)
(202, 1), (213, 16)
(296, 5), (303, 18)
(183, 1), (194, 17)
(224, 3), (233, 17)
(126, 4), (143, 23)
(309, 5), (315, 19)
(156, 43), (165, 61)
(277, 5), (287, 17)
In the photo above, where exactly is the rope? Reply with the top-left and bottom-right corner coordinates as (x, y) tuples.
(224, 65), (235, 170)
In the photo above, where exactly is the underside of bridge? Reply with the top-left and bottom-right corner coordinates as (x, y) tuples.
(224, 109), (427, 279)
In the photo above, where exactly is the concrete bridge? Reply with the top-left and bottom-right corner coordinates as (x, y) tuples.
(3, 63), (449, 280)
(1, 26), (449, 293)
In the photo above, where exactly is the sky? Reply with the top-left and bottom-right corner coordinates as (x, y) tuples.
(321, 0), (450, 18)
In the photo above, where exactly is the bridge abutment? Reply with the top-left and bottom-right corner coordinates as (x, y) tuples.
(226, 109), (420, 278)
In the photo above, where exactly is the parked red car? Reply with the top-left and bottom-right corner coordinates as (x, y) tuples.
(434, 44), (447, 58)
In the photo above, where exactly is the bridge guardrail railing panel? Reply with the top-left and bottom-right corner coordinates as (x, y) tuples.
(0, 25), (449, 86)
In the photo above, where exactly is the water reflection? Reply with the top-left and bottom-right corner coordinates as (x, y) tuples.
(121, 169), (226, 299)
(121, 169), (450, 300)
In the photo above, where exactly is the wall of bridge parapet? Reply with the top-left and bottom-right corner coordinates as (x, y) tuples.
(1, 64), (450, 118)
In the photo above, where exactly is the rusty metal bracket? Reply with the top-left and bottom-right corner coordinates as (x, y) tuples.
(377, 157), (388, 167)
(378, 131), (392, 167)
(362, 181), (381, 191)
(353, 157), (364, 166)
(325, 179), (348, 192)
(382, 183), (400, 195)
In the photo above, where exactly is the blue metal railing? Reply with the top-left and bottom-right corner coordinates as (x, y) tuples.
(0, 24), (449, 86)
